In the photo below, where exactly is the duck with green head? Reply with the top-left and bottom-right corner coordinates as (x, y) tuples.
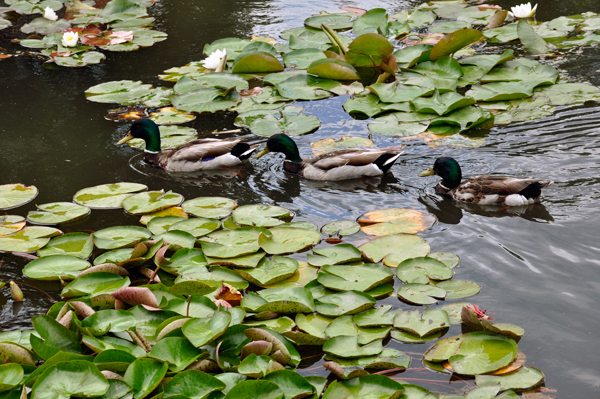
(419, 157), (554, 206)
(117, 119), (259, 172)
(255, 134), (403, 181)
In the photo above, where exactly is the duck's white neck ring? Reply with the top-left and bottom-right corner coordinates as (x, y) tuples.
(144, 150), (159, 154)
(438, 183), (449, 191)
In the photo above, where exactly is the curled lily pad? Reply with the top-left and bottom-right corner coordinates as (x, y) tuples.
(0, 184), (38, 210)
(358, 208), (437, 236)
(0, 215), (26, 237)
(307, 59), (360, 81)
(233, 205), (293, 227)
(321, 220), (361, 237)
(232, 52), (284, 74)
(93, 226), (151, 250)
(73, 183), (148, 209)
(122, 190), (184, 215)
(0, 226), (62, 253)
(38, 232), (93, 258)
(476, 366), (545, 391)
(61, 272), (130, 298)
(429, 28), (483, 61)
(182, 197), (238, 219)
(259, 227), (321, 255)
(397, 283), (446, 305)
(27, 202), (90, 225)
(0, 363), (23, 391)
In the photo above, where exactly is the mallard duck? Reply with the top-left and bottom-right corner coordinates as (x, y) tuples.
(117, 119), (259, 171)
(418, 157), (554, 206)
(255, 133), (402, 181)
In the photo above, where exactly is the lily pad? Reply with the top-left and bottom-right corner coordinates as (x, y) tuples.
(324, 374), (405, 398)
(324, 336), (383, 358)
(518, 19), (550, 55)
(396, 257), (454, 284)
(316, 290), (376, 317)
(318, 263), (393, 292)
(123, 358), (168, 399)
(224, 380), (284, 399)
(93, 226), (151, 250)
(30, 361), (109, 399)
(0, 184), (38, 210)
(259, 227), (321, 254)
(358, 208), (437, 236)
(163, 370), (226, 398)
(424, 332), (518, 375)
(182, 311), (232, 347)
(27, 202), (90, 225)
(182, 197), (238, 219)
(23, 255), (90, 280)
(73, 183), (148, 209)
(275, 74), (340, 101)
(359, 234), (430, 265)
(200, 227), (267, 258)
(0, 226), (62, 253)
(235, 256), (299, 286)
(61, 273), (130, 298)
(435, 280), (481, 299)
(305, 13), (354, 30)
(37, 233), (93, 259)
(321, 220), (361, 237)
(248, 112), (322, 137)
(0, 215), (26, 237)
(148, 107), (196, 125)
(429, 28), (483, 61)
(307, 58), (360, 80)
(427, 251), (460, 268)
(397, 283), (446, 305)
(393, 308), (450, 337)
(232, 52), (284, 74)
(168, 218), (221, 238)
(283, 48), (327, 69)
(233, 204), (293, 227)
(476, 366), (545, 391)
(307, 244), (363, 267)
(122, 190), (184, 215)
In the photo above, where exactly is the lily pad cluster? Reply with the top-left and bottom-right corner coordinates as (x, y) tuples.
(0, 182), (548, 399)
(9, 0), (166, 66)
(84, 1), (600, 149)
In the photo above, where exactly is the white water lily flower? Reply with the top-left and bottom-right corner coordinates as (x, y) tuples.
(508, 2), (538, 18)
(202, 49), (227, 69)
(43, 6), (58, 21)
(61, 31), (79, 47)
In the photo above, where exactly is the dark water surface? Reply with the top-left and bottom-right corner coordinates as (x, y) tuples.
(1, 0), (600, 397)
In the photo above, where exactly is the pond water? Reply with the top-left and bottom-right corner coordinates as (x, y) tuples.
(1, 0), (600, 397)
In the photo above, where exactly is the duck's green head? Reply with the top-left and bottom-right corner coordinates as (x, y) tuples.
(117, 119), (161, 152)
(255, 134), (302, 162)
(418, 157), (462, 189)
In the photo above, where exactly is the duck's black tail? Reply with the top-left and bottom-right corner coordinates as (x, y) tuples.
(231, 143), (259, 160)
(374, 152), (403, 174)
(518, 180), (554, 199)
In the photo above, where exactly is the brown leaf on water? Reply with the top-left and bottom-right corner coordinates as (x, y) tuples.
(325, 238), (343, 244)
(0, 54), (13, 59)
(239, 87), (263, 97)
(214, 282), (242, 307)
(358, 208), (437, 236)
(81, 24), (102, 35)
(105, 106), (148, 122)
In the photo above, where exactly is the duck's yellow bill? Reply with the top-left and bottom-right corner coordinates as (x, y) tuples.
(255, 147), (270, 158)
(117, 132), (134, 145)
(418, 167), (434, 177)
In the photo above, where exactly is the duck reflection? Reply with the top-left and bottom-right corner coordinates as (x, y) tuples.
(419, 193), (554, 224)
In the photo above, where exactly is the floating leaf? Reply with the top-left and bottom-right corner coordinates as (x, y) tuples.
(305, 13), (354, 30)
(235, 256), (299, 286)
(73, 183), (147, 209)
(0, 215), (26, 237)
(393, 308), (450, 337)
(182, 197), (238, 219)
(37, 233), (93, 259)
(232, 52), (284, 73)
(123, 190), (184, 215)
(248, 113), (321, 137)
(127, 126), (198, 150)
(318, 263), (393, 292)
(233, 205), (293, 227)
(123, 358), (168, 399)
(30, 361), (109, 399)
(23, 255), (90, 280)
(396, 257), (453, 284)
(259, 227), (321, 254)
(61, 273), (130, 298)
(0, 184), (38, 210)
(0, 226), (61, 253)
(93, 226), (151, 250)
(429, 28), (483, 61)
(358, 208), (437, 236)
(476, 366), (545, 391)
(316, 290), (376, 317)
(283, 48), (327, 69)
(359, 234), (430, 265)
(324, 336), (383, 358)
(307, 244), (363, 267)
(435, 280), (481, 299)
(517, 18), (550, 55)
(27, 202), (90, 225)
(397, 283), (446, 305)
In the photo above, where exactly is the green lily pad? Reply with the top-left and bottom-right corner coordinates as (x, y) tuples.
(283, 48), (326, 69)
(393, 308), (450, 337)
(244, 327), (301, 366)
(254, 286), (316, 314)
(316, 290), (376, 317)
(235, 256), (299, 286)
(484, 23), (519, 43)
(535, 82), (600, 106)
(467, 82), (535, 102)
(518, 18), (550, 55)
(259, 227), (321, 255)
(424, 332), (518, 375)
(31, 315), (83, 360)
(167, 218), (221, 238)
(318, 263), (393, 292)
(37, 232), (93, 259)
(359, 234), (430, 265)
(307, 244), (363, 267)
(324, 336), (383, 358)
(397, 283), (446, 305)
(148, 336), (206, 371)
(122, 190), (184, 215)
(123, 358), (168, 399)
(325, 315), (391, 344)
(263, 370), (316, 398)
(0, 226), (61, 253)
(411, 90), (476, 116)
(27, 202), (90, 225)
(321, 220), (361, 237)
(147, 216), (188, 235)
(61, 273), (130, 298)
(367, 81), (427, 103)
(0, 184), (38, 210)
(429, 28), (483, 61)
(85, 80), (171, 105)
(93, 226), (151, 250)
(23, 255), (90, 280)
(458, 49), (515, 74)
(233, 205), (293, 227)
(326, 348), (410, 370)
(305, 13), (354, 30)
(435, 280), (481, 299)
(73, 183), (147, 209)
(30, 361), (109, 399)
(248, 113), (321, 137)
(476, 366), (545, 391)
(182, 311), (232, 347)
(148, 107), (196, 125)
(427, 251), (460, 268)
(224, 380), (284, 399)
(396, 257), (454, 284)
(275, 74), (340, 100)
(200, 227), (268, 258)
(232, 52), (284, 74)
(391, 329), (443, 343)
(307, 58), (360, 80)
(181, 197), (238, 219)
(0, 215), (25, 237)
(176, 267), (249, 290)
(203, 37), (252, 59)
(164, 370), (226, 398)
(324, 374), (405, 398)
(456, 7), (496, 25)
(393, 44), (433, 68)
